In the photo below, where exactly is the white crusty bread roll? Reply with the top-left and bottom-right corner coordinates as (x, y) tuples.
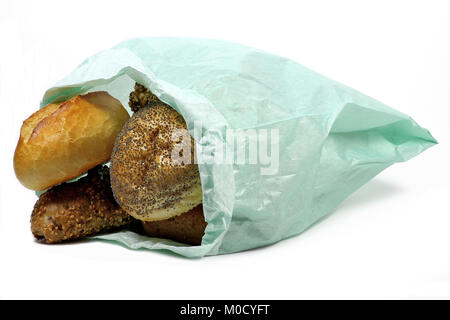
(14, 91), (130, 191)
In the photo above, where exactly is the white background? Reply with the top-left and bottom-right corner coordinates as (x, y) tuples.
(0, 0), (449, 299)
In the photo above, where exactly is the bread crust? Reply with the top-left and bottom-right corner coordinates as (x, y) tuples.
(14, 92), (130, 191)
(141, 204), (206, 245)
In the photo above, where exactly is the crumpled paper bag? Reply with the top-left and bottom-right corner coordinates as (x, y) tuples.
(40, 37), (437, 257)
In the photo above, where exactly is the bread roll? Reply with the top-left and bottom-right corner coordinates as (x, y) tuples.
(142, 204), (206, 245)
(110, 101), (202, 222)
(31, 165), (134, 244)
(14, 92), (130, 191)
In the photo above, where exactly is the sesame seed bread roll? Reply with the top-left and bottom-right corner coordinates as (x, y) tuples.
(110, 103), (202, 222)
(14, 92), (130, 191)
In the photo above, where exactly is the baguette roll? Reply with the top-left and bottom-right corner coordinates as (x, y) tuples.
(14, 91), (130, 191)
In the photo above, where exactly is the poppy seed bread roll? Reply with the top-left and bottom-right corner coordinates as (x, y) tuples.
(14, 92), (130, 191)
(110, 101), (202, 222)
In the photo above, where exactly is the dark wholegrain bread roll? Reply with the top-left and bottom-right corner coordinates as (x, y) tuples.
(142, 204), (206, 245)
(31, 166), (134, 244)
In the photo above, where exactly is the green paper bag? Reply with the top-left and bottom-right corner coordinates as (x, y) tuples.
(40, 37), (436, 257)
